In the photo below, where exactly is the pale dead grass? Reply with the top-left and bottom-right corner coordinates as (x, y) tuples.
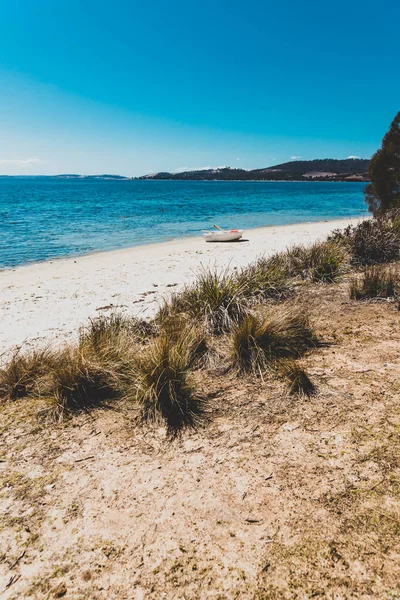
(1, 277), (400, 599)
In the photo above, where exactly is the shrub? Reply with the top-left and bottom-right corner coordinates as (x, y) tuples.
(0, 348), (55, 401)
(231, 310), (317, 376)
(364, 111), (400, 214)
(133, 334), (204, 434)
(350, 218), (400, 265)
(157, 267), (250, 334)
(350, 265), (399, 300)
(277, 359), (316, 397)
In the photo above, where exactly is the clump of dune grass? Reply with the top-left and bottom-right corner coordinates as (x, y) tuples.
(133, 333), (205, 434)
(237, 254), (293, 302)
(231, 310), (317, 376)
(350, 265), (399, 300)
(157, 267), (250, 334)
(277, 359), (316, 397)
(283, 240), (348, 283)
(80, 313), (154, 351)
(157, 316), (208, 369)
(45, 347), (123, 421)
(77, 312), (154, 379)
(0, 348), (56, 402)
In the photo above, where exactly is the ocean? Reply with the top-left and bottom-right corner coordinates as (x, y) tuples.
(0, 179), (368, 269)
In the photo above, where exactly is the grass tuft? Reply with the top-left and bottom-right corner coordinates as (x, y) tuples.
(237, 254), (293, 302)
(80, 313), (154, 350)
(277, 359), (316, 397)
(157, 267), (250, 334)
(133, 332), (205, 434)
(349, 265), (399, 300)
(231, 310), (317, 376)
(45, 347), (122, 420)
(0, 348), (55, 402)
(283, 240), (348, 283)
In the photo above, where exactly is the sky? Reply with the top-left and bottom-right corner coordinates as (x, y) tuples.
(0, 0), (399, 176)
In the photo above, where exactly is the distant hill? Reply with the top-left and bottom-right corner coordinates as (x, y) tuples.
(138, 159), (369, 181)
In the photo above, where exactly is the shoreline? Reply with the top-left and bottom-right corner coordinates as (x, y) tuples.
(0, 217), (364, 354)
(1, 213), (367, 274)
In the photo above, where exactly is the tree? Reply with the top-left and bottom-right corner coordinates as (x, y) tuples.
(365, 111), (400, 214)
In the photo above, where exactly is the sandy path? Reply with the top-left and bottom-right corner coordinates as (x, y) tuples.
(0, 218), (360, 353)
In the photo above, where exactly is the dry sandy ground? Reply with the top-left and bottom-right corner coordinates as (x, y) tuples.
(1, 280), (400, 599)
(0, 218), (362, 355)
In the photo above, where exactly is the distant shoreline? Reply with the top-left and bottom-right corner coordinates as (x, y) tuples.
(0, 176), (368, 183)
(1, 212), (367, 272)
(0, 216), (367, 353)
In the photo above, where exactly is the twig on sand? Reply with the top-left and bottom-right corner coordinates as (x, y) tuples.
(74, 455), (95, 463)
(5, 574), (21, 590)
(9, 550), (26, 570)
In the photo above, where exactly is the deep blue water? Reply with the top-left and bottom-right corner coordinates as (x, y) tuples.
(0, 179), (368, 269)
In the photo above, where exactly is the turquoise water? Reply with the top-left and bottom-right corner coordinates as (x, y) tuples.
(0, 179), (367, 269)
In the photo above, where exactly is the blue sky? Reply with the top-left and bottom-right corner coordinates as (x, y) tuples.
(0, 0), (399, 176)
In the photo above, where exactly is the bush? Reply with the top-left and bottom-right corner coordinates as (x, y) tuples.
(350, 265), (399, 300)
(350, 218), (400, 265)
(231, 310), (317, 376)
(0, 348), (55, 401)
(157, 267), (250, 334)
(133, 333), (204, 434)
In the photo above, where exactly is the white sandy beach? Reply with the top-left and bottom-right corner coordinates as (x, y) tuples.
(0, 218), (362, 355)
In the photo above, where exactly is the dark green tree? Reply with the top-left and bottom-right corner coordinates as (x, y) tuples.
(365, 111), (400, 214)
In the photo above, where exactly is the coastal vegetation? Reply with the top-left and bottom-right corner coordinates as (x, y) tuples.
(139, 158), (369, 181)
(365, 111), (400, 213)
(1, 211), (399, 432)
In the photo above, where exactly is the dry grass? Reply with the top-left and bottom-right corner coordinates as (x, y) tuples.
(44, 346), (123, 421)
(0, 348), (56, 402)
(237, 254), (293, 302)
(231, 310), (317, 376)
(283, 239), (348, 282)
(277, 359), (316, 397)
(133, 333), (205, 434)
(350, 265), (399, 300)
(157, 267), (251, 334)
(80, 313), (154, 352)
(157, 316), (208, 369)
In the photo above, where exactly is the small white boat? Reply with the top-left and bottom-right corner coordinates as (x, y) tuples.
(202, 227), (244, 242)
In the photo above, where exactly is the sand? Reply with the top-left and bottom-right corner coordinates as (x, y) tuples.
(0, 218), (361, 354)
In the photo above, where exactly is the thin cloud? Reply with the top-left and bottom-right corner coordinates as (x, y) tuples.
(236, 157), (241, 161)
(0, 158), (41, 167)
(347, 155), (360, 159)
(290, 155), (302, 160)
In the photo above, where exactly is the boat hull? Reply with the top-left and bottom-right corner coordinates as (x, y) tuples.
(202, 230), (244, 242)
